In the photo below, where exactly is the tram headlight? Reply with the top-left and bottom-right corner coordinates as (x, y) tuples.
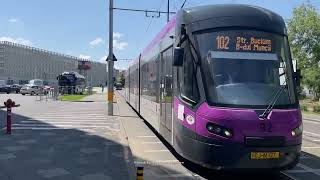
(206, 122), (233, 138)
(291, 123), (303, 137)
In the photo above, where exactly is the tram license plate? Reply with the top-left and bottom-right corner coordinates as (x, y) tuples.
(250, 152), (280, 160)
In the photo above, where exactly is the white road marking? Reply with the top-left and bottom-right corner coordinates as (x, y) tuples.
(153, 159), (180, 163)
(15, 122), (113, 125)
(9, 126), (111, 130)
(302, 146), (320, 149)
(33, 113), (106, 116)
(303, 131), (320, 137)
(9, 127), (68, 130)
(297, 163), (320, 176)
(134, 159), (180, 165)
(285, 169), (310, 173)
(158, 174), (193, 178)
(33, 111), (106, 113)
(136, 135), (156, 138)
(304, 120), (320, 124)
(141, 141), (162, 144)
(29, 116), (107, 119)
(21, 120), (112, 123)
(304, 117), (320, 122)
(312, 139), (320, 142)
(144, 149), (170, 153)
(12, 124), (112, 128)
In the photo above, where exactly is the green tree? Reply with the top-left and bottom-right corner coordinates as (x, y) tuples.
(288, 3), (320, 99)
(119, 73), (125, 87)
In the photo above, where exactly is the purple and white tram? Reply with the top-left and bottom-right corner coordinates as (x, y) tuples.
(125, 4), (302, 170)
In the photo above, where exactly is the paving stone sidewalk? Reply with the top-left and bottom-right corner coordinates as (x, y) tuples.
(0, 93), (134, 180)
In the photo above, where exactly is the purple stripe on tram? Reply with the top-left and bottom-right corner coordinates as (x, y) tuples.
(130, 16), (177, 65)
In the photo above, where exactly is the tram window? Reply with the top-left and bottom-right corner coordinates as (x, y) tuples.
(179, 48), (200, 103)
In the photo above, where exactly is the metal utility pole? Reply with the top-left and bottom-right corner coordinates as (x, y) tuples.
(167, 0), (170, 22)
(108, 0), (114, 115)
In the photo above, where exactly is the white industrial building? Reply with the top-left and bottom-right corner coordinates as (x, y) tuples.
(0, 41), (107, 86)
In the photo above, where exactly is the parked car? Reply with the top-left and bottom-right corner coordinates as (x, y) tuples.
(0, 85), (11, 94)
(115, 83), (122, 90)
(20, 84), (43, 95)
(10, 84), (22, 93)
(0, 80), (10, 94)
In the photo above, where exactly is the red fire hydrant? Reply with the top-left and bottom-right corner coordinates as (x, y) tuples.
(3, 99), (20, 134)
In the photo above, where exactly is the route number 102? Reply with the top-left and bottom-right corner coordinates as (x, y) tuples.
(216, 36), (230, 50)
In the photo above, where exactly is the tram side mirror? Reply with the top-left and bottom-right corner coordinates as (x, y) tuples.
(173, 47), (184, 66)
(294, 69), (302, 87)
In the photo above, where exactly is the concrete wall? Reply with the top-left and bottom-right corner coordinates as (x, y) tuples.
(0, 41), (107, 86)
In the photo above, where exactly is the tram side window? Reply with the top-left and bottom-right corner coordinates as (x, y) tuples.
(179, 48), (200, 103)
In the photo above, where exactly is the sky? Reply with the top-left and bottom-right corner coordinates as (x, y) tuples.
(0, 0), (319, 70)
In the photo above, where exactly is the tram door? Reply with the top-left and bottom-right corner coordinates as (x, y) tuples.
(160, 47), (173, 134)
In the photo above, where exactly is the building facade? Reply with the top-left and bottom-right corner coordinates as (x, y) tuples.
(0, 41), (107, 86)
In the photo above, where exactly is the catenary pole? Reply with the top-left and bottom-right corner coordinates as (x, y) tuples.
(108, 0), (114, 115)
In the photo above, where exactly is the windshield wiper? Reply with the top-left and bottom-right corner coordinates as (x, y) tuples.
(259, 84), (287, 119)
(259, 56), (293, 119)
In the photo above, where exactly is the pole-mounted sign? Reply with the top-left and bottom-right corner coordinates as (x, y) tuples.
(106, 53), (117, 61)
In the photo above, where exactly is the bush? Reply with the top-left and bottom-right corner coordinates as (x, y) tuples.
(313, 105), (320, 113)
(300, 104), (308, 111)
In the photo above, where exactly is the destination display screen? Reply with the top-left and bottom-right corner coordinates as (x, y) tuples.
(213, 31), (275, 53)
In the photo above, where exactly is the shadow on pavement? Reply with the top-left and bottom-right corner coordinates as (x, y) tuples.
(0, 109), (136, 180)
(0, 108), (213, 180)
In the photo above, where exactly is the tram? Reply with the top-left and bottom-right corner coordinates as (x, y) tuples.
(125, 4), (302, 170)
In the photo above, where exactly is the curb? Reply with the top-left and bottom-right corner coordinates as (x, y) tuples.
(115, 92), (137, 180)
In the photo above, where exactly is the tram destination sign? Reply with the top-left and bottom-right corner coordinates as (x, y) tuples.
(214, 31), (274, 53)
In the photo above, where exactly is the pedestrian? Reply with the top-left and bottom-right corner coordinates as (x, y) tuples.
(101, 84), (104, 92)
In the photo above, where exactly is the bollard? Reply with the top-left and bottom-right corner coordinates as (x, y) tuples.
(136, 166), (144, 180)
(3, 99), (20, 134)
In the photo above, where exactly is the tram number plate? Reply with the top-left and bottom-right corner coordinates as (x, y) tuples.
(250, 152), (280, 160)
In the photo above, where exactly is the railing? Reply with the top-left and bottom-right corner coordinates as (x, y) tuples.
(36, 86), (93, 101)
(36, 87), (58, 101)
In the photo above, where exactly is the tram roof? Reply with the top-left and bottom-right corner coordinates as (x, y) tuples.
(177, 4), (287, 35)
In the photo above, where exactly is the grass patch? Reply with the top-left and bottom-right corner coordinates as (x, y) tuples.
(59, 94), (88, 101)
(300, 98), (320, 114)
(302, 110), (320, 115)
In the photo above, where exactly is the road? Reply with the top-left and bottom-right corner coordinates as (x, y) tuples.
(1, 92), (320, 180)
(0, 93), (133, 180)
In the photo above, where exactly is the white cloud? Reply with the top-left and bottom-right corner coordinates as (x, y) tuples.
(79, 54), (91, 60)
(113, 39), (128, 51)
(8, 18), (18, 23)
(113, 32), (123, 39)
(0, 36), (32, 46)
(90, 32), (127, 51)
(99, 55), (108, 63)
(89, 37), (104, 46)
(114, 64), (121, 70)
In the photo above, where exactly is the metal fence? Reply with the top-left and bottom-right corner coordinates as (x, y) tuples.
(58, 86), (93, 95)
(35, 87), (58, 101)
(35, 86), (93, 101)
